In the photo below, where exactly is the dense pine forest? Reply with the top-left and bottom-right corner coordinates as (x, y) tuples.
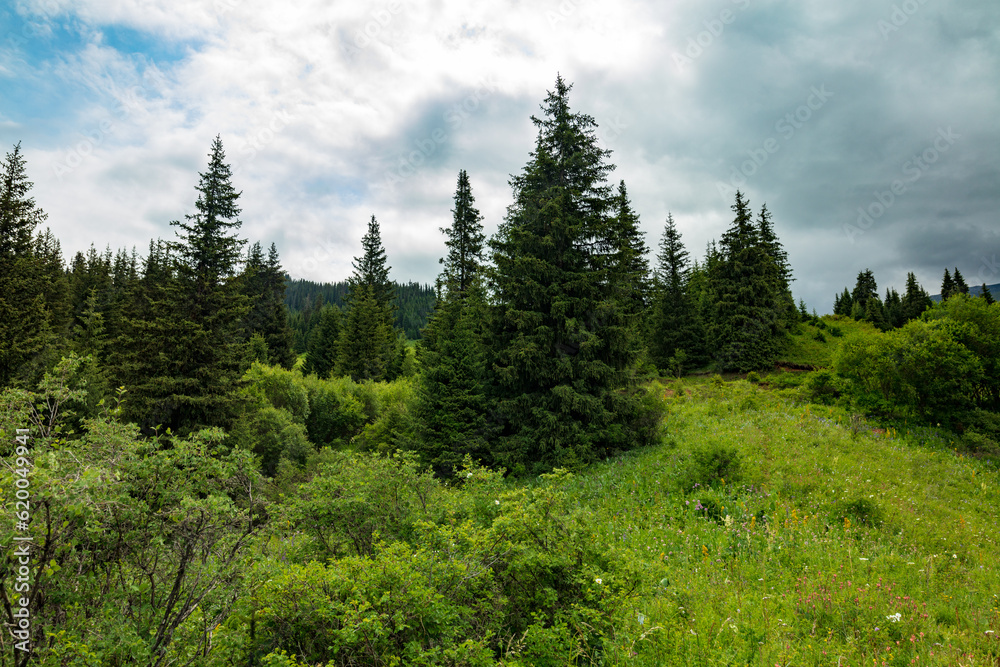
(1, 77), (998, 665)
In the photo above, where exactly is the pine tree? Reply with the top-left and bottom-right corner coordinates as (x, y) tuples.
(901, 272), (931, 321)
(863, 295), (888, 330)
(756, 203), (795, 325)
(833, 288), (853, 316)
(0, 143), (51, 387)
(648, 213), (704, 371)
(941, 268), (955, 300)
(883, 287), (903, 329)
(485, 75), (654, 473)
(440, 169), (486, 299)
(981, 283), (995, 306)
(241, 242), (295, 368)
(707, 190), (781, 371)
(117, 138), (249, 432)
(952, 267), (969, 296)
(606, 180), (652, 316)
(303, 305), (341, 378)
(851, 270), (878, 315)
(336, 216), (400, 381)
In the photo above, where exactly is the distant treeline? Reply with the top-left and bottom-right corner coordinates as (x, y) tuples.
(285, 277), (436, 346)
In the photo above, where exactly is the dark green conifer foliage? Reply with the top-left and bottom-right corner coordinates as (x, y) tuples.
(708, 190), (781, 371)
(606, 180), (652, 316)
(336, 216), (400, 381)
(863, 294), (888, 330)
(118, 138), (249, 432)
(485, 75), (653, 473)
(649, 213), (705, 371)
(851, 269), (878, 315)
(981, 283), (995, 306)
(833, 288), (853, 316)
(756, 203), (796, 326)
(941, 268), (955, 301)
(952, 267), (969, 296)
(440, 169), (485, 299)
(0, 143), (51, 387)
(303, 305), (341, 378)
(414, 173), (492, 474)
(901, 272), (932, 321)
(884, 287), (903, 329)
(241, 242), (295, 368)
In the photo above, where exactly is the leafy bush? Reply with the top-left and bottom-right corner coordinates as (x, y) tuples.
(830, 497), (885, 528)
(805, 369), (841, 404)
(746, 371), (761, 384)
(683, 439), (743, 489)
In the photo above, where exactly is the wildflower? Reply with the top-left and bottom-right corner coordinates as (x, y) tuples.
(859, 557), (869, 561)
(466, 472), (473, 478)
(595, 578), (602, 585)
(637, 613), (646, 625)
(887, 613), (901, 623)
(495, 500), (500, 505)
(952, 554), (957, 559)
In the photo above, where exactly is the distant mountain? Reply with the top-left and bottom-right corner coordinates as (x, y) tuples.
(930, 282), (1000, 302)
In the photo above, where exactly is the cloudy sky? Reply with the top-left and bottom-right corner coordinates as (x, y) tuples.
(2, 0), (998, 311)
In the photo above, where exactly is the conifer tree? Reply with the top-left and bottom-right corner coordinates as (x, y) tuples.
(851, 269), (878, 315)
(648, 213), (705, 371)
(241, 242), (295, 368)
(303, 305), (341, 378)
(981, 283), (995, 306)
(863, 294), (888, 330)
(485, 75), (654, 473)
(833, 288), (853, 316)
(707, 190), (781, 371)
(884, 287), (903, 329)
(941, 268), (955, 300)
(336, 216), (400, 381)
(116, 138), (249, 432)
(756, 203), (795, 325)
(901, 272), (931, 321)
(439, 169), (485, 299)
(952, 267), (969, 296)
(606, 180), (652, 316)
(0, 143), (51, 387)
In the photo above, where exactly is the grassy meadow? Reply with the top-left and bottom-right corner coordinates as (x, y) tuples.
(549, 377), (1000, 665)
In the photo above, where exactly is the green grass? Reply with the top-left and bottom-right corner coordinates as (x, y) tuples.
(548, 379), (1000, 665)
(778, 315), (878, 369)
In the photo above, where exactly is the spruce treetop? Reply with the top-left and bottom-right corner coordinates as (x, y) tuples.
(440, 169), (485, 298)
(0, 142), (48, 262)
(171, 136), (245, 282)
(657, 212), (689, 292)
(350, 215), (394, 309)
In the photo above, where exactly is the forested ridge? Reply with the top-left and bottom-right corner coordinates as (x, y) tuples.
(1, 77), (998, 665)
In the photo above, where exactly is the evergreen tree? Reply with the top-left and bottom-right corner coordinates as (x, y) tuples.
(336, 216), (400, 381)
(303, 305), (341, 378)
(901, 272), (932, 321)
(833, 288), (853, 316)
(707, 190), (781, 371)
(440, 169), (486, 299)
(485, 75), (654, 473)
(648, 213), (705, 371)
(981, 283), (995, 306)
(0, 143), (51, 387)
(606, 180), (652, 316)
(241, 242), (295, 368)
(116, 137), (249, 432)
(884, 287), (903, 329)
(941, 268), (955, 300)
(851, 269), (878, 315)
(863, 294), (888, 330)
(756, 203), (796, 325)
(952, 267), (969, 296)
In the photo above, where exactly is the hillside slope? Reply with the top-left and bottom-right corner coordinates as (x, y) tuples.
(558, 379), (999, 665)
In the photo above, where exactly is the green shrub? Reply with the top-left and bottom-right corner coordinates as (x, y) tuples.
(683, 439), (743, 489)
(805, 369), (841, 404)
(813, 330), (827, 342)
(746, 371), (761, 384)
(831, 497), (884, 528)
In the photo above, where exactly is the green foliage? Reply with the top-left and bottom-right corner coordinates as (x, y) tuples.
(648, 213), (706, 371)
(804, 368), (841, 403)
(682, 438), (744, 489)
(302, 304), (340, 378)
(485, 76), (656, 473)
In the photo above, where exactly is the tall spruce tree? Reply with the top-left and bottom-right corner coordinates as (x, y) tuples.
(414, 172), (492, 474)
(756, 203), (795, 326)
(648, 213), (704, 372)
(707, 190), (781, 371)
(833, 288), (853, 316)
(0, 143), (51, 387)
(606, 180), (652, 316)
(952, 267), (969, 296)
(941, 268), (955, 300)
(336, 216), (400, 381)
(485, 75), (654, 473)
(851, 269), (878, 316)
(981, 283), (995, 306)
(303, 305), (341, 378)
(439, 169), (485, 299)
(901, 272), (931, 321)
(241, 242), (295, 368)
(884, 287), (903, 329)
(116, 137), (249, 432)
